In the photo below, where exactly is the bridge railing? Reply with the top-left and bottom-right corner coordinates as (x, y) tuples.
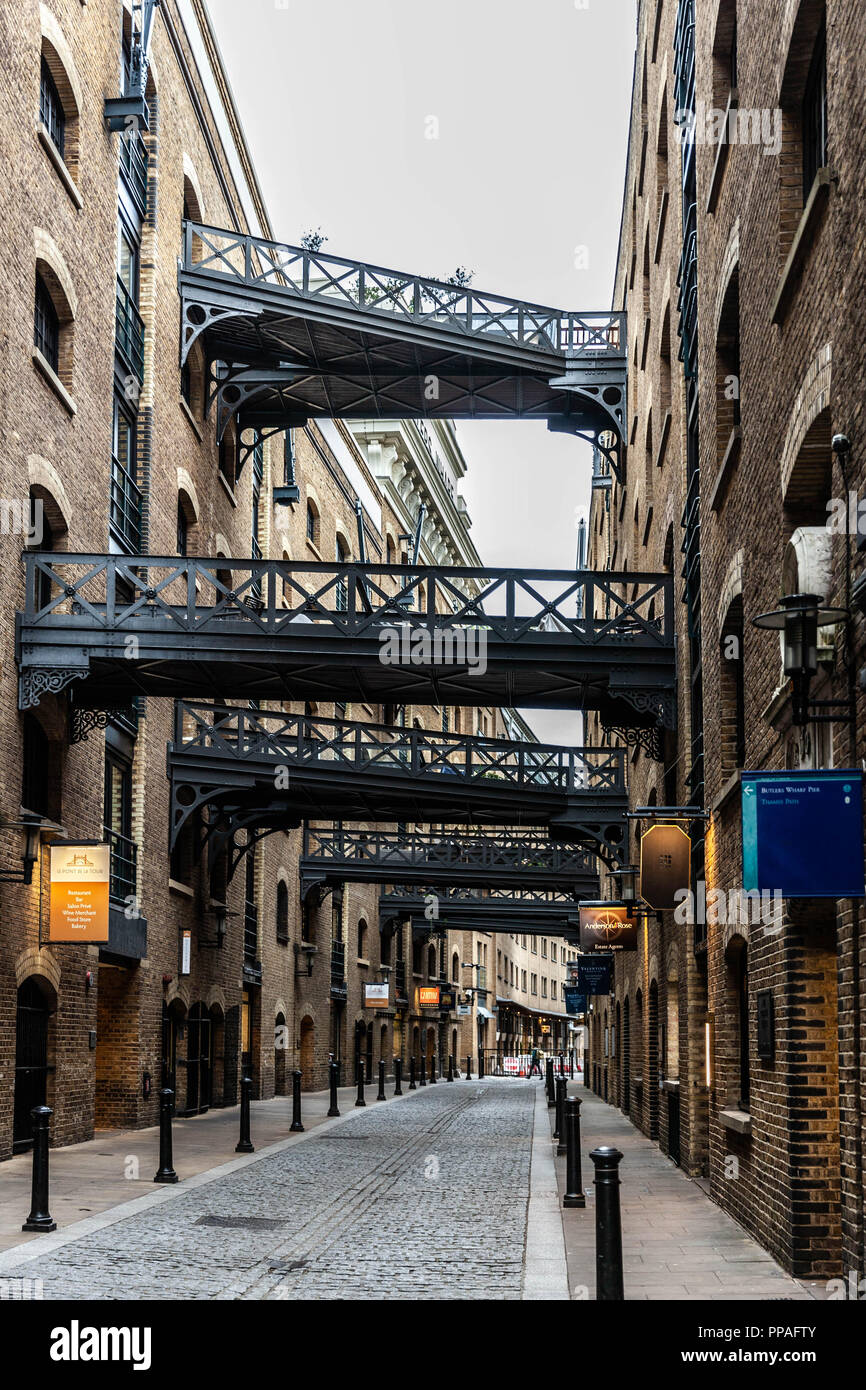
(302, 826), (598, 875)
(181, 222), (626, 360)
(20, 554), (674, 647)
(172, 704), (627, 797)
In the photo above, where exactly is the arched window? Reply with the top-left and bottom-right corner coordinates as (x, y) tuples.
(358, 918), (368, 959)
(276, 880), (289, 944)
(427, 944), (437, 979)
(452, 951), (460, 983)
(720, 595), (746, 773)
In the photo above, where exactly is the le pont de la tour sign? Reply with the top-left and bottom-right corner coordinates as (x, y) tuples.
(639, 823), (692, 911)
(48, 843), (111, 943)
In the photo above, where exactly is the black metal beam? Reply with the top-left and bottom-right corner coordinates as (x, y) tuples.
(178, 223), (627, 457)
(18, 554), (675, 727)
(168, 705), (629, 864)
(299, 825), (600, 899)
(378, 888), (585, 938)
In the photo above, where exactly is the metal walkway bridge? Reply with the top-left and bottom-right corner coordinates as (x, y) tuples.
(167, 705), (629, 868)
(299, 825), (599, 902)
(178, 223), (627, 470)
(18, 554), (675, 731)
(378, 886), (586, 940)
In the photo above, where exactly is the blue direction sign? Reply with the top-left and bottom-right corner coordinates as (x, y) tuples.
(741, 770), (865, 898)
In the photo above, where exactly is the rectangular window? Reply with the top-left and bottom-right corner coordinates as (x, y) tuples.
(40, 57), (65, 156)
(34, 276), (59, 373)
(802, 20), (827, 199)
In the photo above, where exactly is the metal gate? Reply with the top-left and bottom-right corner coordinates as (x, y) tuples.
(185, 1003), (212, 1115)
(14, 980), (51, 1153)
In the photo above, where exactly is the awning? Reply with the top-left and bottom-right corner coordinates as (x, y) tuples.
(476, 1005), (496, 1020)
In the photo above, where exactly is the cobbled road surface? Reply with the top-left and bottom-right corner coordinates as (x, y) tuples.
(11, 1081), (537, 1300)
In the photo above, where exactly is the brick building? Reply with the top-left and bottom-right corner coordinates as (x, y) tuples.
(0, 0), (530, 1159)
(585, 0), (866, 1281)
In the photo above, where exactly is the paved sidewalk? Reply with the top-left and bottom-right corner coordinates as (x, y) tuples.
(548, 1085), (821, 1300)
(0, 1083), (378, 1252)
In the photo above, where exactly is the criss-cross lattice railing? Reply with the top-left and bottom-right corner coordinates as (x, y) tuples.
(182, 222), (625, 361)
(173, 705), (627, 796)
(302, 826), (598, 875)
(21, 555), (673, 647)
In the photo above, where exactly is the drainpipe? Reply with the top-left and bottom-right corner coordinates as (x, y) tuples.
(835, 436), (863, 1268)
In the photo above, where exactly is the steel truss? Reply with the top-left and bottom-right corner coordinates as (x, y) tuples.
(178, 223), (627, 476)
(378, 886), (585, 940)
(18, 553), (675, 726)
(167, 705), (629, 872)
(299, 825), (600, 902)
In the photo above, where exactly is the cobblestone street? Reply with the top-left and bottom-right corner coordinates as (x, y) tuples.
(0, 1078), (818, 1302)
(1, 1083), (537, 1301)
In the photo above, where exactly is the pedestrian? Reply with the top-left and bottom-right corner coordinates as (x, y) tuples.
(528, 1047), (543, 1079)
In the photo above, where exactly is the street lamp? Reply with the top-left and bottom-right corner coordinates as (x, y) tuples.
(610, 864), (638, 904)
(0, 812), (63, 884)
(752, 592), (848, 725)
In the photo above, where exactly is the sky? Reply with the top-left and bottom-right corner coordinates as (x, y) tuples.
(206, 0), (637, 744)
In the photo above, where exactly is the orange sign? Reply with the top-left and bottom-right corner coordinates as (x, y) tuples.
(48, 844), (110, 943)
(418, 986), (440, 1008)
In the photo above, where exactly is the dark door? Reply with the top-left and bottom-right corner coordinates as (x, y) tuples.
(14, 981), (51, 1153)
(668, 1090), (681, 1167)
(186, 1003), (212, 1115)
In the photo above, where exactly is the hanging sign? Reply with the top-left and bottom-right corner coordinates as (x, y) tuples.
(579, 904), (637, 952)
(640, 824), (692, 910)
(576, 955), (613, 996)
(48, 844), (110, 943)
(418, 986), (440, 1009)
(365, 983), (389, 1009)
(741, 770), (865, 898)
(563, 986), (587, 1016)
(438, 984), (457, 1011)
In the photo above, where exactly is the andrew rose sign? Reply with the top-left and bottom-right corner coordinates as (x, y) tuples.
(49, 844), (110, 943)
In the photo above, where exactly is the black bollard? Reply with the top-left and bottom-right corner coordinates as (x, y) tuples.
(590, 1146), (624, 1300)
(235, 1075), (254, 1154)
(479, 1051), (485, 1080)
(327, 1060), (341, 1117)
(546, 1057), (555, 1107)
(430, 1053), (437, 1084)
(377, 1058), (387, 1100)
(465, 1054), (472, 1080)
(569, 1049), (575, 1080)
(355, 1058), (366, 1107)
(408, 1056), (417, 1090)
(563, 1097), (586, 1208)
(394, 1058), (403, 1096)
(447, 1054), (454, 1082)
(153, 1088), (179, 1181)
(419, 1055), (427, 1087)
(22, 1106), (56, 1231)
(290, 1069), (304, 1132)
(556, 1077), (568, 1156)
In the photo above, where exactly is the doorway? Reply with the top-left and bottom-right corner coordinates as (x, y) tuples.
(14, 979), (54, 1153)
(186, 1002), (213, 1115)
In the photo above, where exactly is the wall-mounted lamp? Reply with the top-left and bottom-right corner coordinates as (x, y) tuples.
(199, 905), (236, 950)
(752, 593), (849, 725)
(704, 1015), (715, 1089)
(610, 864), (638, 903)
(0, 812), (63, 884)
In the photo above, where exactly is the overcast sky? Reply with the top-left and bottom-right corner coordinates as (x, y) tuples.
(206, 0), (637, 744)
